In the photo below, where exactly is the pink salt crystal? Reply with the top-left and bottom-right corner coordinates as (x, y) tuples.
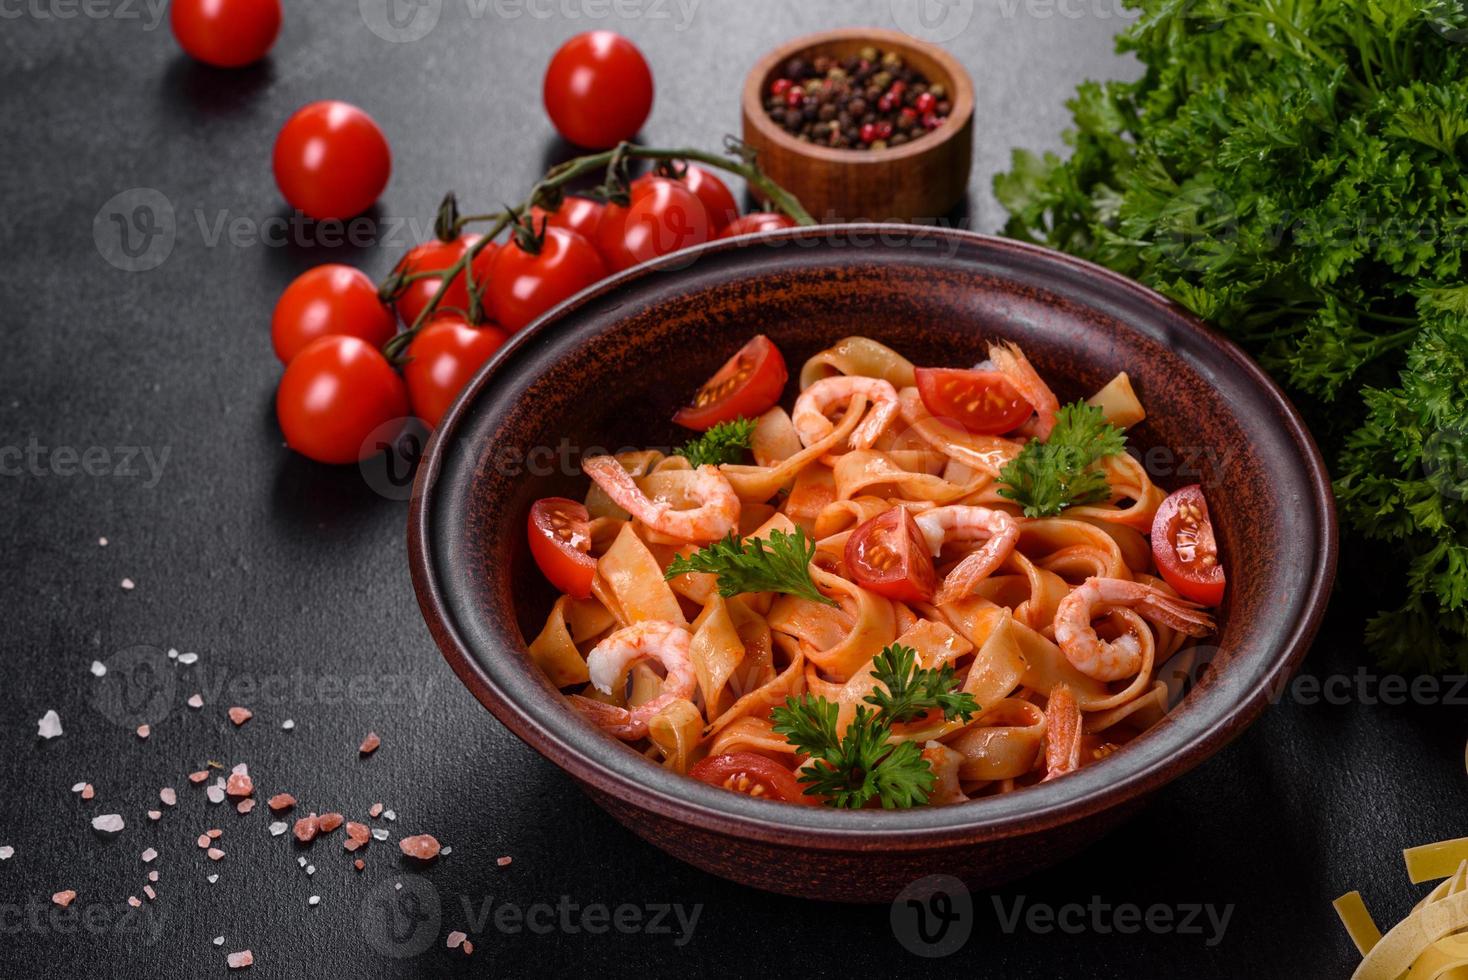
(207, 848), (225, 861)
(91, 814), (124, 834)
(127, 896), (141, 908)
(141, 848), (158, 863)
(197, 835), (211, 849)
(189, 771), (209, 784)
(187, 694), (203, 710)
(148, 871), (158, 882)
(398, 835), (441, 861)
(136, 725), (150, 739)
(496, 856), (513, 867)
(226, 950), (253, 969)
(446, 931), (466, 949)
(317, 813), (343, 833)
(227, 707), (252, 726)
(159, 788), (177, 806)
(208, 829), (223, 839)
(369, 803), (384, 818)
(37, 710), (62, 739)
(358, 732), (381, 755)
(144, 885), (156, 901)
(225, 773), (253, 798)
(293, 815), (319, 843)
(81, 784), (95, 800)
(52, 891), (76, 908)
(236, 800), (255, 814)
(353, 859), (365, 872)
(267, 794), (295, 812)
(148, 811), (162, 821)
(462, 941), (474, 955)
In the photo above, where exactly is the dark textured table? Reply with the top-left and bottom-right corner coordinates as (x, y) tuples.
(2, 1), (1464, 977)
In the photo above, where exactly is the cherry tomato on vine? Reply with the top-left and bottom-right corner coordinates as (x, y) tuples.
(1150, 485), (1226, 606)
(528, 498), (597, 599)
(594, 178), (712, 273)
(391, 235), (494, 327)
(718, 212), (798, 239)
(542, 31), (654, 149)
(403, 314), (510, 429)
(689, 753), (817, 805)
(530, 197), (605, 241)
(271, 264), (396, 365)
(633, 166), (738, 233)
(844, 507), (938, 604)
(914, 367), (1033, 436)
(170, 0), (280, 68)
(273, 101), (391, 221)
(487, 226), (607, 333)
(276, 336), (408, 465)
(672, 335), (787, 431)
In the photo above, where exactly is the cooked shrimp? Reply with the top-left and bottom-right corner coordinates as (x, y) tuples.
(988, 342), (1059, 440)
(1054, 577), (1214, 681)
(578, 621), (696, 740)
(912, 505), (1021, 605)
(791, 376), (900, 450)
(1042, 683), (1082, 782)
(582, 456), (738, 542)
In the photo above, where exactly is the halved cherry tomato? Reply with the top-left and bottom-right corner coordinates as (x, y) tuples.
(1150, 485), (1225, 606)
(272, 101), (391, 221)
(914, 367), (1033, 435)
(530, 197), (605, 241)
(487, 227), (607, 333)
(633, 166), (738, 233)
(844, 507), (938, 604)
(718, 212), (798, 239)
(271, 264), (396, 364)
(672, 335), (788, 431)
(528, 498), (597, 599)
(594, 178), (712, 273)
(403, 314), (510, 429)
(689, 753), (818, 805)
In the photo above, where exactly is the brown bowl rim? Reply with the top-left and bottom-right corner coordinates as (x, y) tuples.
(408, 225), (1338, 853)
(740, 27), (975, 164)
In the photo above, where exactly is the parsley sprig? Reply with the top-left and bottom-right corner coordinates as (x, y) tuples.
(664, 527), (837, 606)
(997, 402), (1126, 517)
(771, 643), (979, 809)
(674, 417), (756, 468)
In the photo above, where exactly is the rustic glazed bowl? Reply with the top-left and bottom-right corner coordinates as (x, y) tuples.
(740, 28), (974, 221)
(409, 226), (1336, 902)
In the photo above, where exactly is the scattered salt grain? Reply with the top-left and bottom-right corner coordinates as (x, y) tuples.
(226, 950), (253, 970)
(447, 931), (466, 949)
(52, 890), (76, 908)
(213, 936), (224, 946)
(281, 720), (294, 731)
(187, 694), (203, 710)
(371, 829), (389, 841)
(267, 794), (295, 812)
(268, 822), (287, 837)
(296, 857), (307, 868)
(383, 810), (396, 822)
(98, 537), (108, 547)
(92, 814), (124, 834)
(231, 763), (248, 776)
(369, 803), (383, 818)
(497, 856), (513, 867)
(208, 829), (222, 839)
(399, 835), (440, 861)
(120, 578), (135, 591)
(353, 859), (364, 872)
(236, 800), (254, 814)
(81, 784), (95, 800)
(37, 711), (62, 739)
(141, 848), (158, 864)
(207, 848), (225, 861)
(148, 871), (158, 882)
(71, 782), (86, 793)
(294, 816), (319, 843)
(463, 941), (474, 955)
(0, 846), (12, 860)
(305, 865), (315, 876)
(148, 811), (162, 821)
(197, 835), (210, 848)
(318, 813), (343, 833)
(440, 846), (452, 856)
(189, 771), (209, 784)
(127, 896), (141, 908)
(160, 788), (176, 807)
(227, 707), (252, 726)
(206, 786), (225, 804)
(308, 896), (320, 906)
(225, 773), (253, 798)
(167, 649), (178, 660)
(144, 885), (156, 901)
(90, 661), (106, 677)
(178, 652), (198, 665)
(359, 732), (381, 756)
(207, 874), (218, 884)
(136, 725), (150, 740)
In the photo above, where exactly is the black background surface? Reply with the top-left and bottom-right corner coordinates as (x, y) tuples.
(1, 1), (1464, 977)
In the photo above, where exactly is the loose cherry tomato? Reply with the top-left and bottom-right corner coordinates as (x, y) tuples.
(170, 0), (280, 68)
(542, 31), (654, 149)
(276, 336), (408, 465)
(487, 227), (607, 333)
(530, 197), (605, 241)
(594, 178), (712, 273)
(528, 498), (597, 599)
(672, 335), (788, 431)
(633, 166), (738, 233)
(718, 212), (798, 239)
(271, 264), (396, 365)
(915, 367), (1033, 435)
(391, 235), (494, 327)
(403, 314), (510, 429)
(1150, 485), (1226, 606)
(689, 753), (818, 805)
(273, 101), (391, 221)
(844, 507), (938, 604)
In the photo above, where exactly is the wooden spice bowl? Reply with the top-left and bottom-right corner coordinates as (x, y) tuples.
(741, 28), (975, 222)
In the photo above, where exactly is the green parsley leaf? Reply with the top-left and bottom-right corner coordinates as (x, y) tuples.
(664, 528), (837, 606)
(673, 417), (756, 468)
(865, 644), (980, 723)
(771, 702), (935, 809)
(997, 402), (1126, 517)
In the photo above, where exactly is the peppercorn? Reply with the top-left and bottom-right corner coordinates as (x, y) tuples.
(763, 42), (945, 151)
